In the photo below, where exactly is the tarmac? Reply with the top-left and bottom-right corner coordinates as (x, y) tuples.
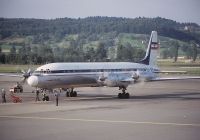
(0, 75), (200, 140)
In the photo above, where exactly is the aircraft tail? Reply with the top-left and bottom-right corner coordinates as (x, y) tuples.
(140, 31), (159, 67)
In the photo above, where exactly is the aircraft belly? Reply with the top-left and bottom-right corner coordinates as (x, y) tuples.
(62, 75), (97, 85)
(37, 74), (98, 88)
(104, 80), (129, 87)
(104, 73), (131, 87)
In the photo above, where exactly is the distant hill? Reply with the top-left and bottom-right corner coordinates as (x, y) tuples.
(0, 17), (200, 43)
(0, 17), (200, 64)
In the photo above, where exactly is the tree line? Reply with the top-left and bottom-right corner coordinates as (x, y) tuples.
(0, 43), (147, 64)
(161, 40), (199, 62)
(1, 17), (200, 43)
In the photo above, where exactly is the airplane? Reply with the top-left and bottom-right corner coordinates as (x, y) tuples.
(1, 31), (200, 99)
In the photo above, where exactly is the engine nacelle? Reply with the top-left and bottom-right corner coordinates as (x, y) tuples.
(98, 75), (107, 82)
(103, 73), (131, 87)
(103, 79), (129, 87)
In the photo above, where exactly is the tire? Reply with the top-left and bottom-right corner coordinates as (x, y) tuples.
(118, 93), (122, 98)
(45, 96), (49, 101)
(69, 92), (73, 97)
(125, 93), (130, 99)
(66, 92), (70, 97)
(73, 91), (77, 97)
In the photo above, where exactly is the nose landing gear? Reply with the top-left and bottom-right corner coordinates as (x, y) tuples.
(66, 88), (77, 97)
(118, 86), (130, 99)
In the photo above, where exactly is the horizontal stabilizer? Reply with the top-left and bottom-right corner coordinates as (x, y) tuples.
(0, 73), (23, 78)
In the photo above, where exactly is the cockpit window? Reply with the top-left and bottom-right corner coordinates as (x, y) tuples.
(33, 69), (51, 75)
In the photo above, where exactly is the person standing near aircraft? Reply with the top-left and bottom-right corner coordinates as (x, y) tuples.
(1, 88), (6, 103)
(35, 89), (40, 101)
(54, 90), (60, 106)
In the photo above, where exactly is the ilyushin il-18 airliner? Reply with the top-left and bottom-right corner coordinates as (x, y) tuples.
(1, 31), (200, 99)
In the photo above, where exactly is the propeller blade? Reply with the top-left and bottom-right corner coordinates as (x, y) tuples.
(27, 68), (31, 74)
(136, 69), (140, 76)
(132, 70), (140, 80)
(21, 69), (25, 73)
(20, 77), (26, 85)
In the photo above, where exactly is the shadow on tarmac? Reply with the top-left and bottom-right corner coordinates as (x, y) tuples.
(130, 92), (200, 100)
(71, 92), (200, 101)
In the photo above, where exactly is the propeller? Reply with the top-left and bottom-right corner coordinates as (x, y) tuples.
(21, 68), (32, 84)
(98, 72), (108, 82)
(132, 70), (146, 86)
(132, 70), (140, 81)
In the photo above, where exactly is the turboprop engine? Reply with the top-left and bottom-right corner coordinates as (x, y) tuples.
(131, 70), (140, 81)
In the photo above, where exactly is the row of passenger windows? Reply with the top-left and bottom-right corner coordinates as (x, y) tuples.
(34, 68), (156, 74)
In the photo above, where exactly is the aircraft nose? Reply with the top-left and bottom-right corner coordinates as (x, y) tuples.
(27, 76), (38, 87)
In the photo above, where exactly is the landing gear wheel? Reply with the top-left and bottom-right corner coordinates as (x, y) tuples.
(118, 93), (122, 98)
(73, 91), (77, 97)
(66, 92), (70, 97)
(67, 91), (78, 97)
(42, 95), (49, 101)
(125, 93), (130, 99)
(70, 92), (74, 97)
(118, 86), (130, 99)
(45, 96), (49, 101)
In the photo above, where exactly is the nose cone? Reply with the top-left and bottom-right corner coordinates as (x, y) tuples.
(27, 76), (38, 87)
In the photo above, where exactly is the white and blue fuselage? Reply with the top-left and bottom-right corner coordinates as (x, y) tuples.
(28, 62), (159, 89)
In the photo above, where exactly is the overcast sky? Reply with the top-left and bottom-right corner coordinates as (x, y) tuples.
(0, 0), (200, 24)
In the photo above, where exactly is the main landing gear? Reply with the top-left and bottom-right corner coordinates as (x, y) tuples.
(66, 88), (77, 97)
(42, 93), (49, 101)
(118, 86), (130, 99)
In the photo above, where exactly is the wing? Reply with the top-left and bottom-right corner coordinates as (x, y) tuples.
(0, 73), (23, 78)
(154, 70), (187, 74)
(150, 76), (200, 81)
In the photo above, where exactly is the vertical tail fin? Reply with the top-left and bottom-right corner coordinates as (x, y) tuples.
(140, 31), (159, 67)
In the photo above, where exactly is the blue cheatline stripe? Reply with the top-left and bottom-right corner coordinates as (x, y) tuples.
(35, 68), (138, 74)
(34, 68), (159, 74)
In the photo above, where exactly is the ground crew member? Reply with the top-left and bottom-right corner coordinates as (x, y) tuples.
(54, 91), (60, 106)
(35, 89), (40, 101)
(1, 88), (6, 103)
